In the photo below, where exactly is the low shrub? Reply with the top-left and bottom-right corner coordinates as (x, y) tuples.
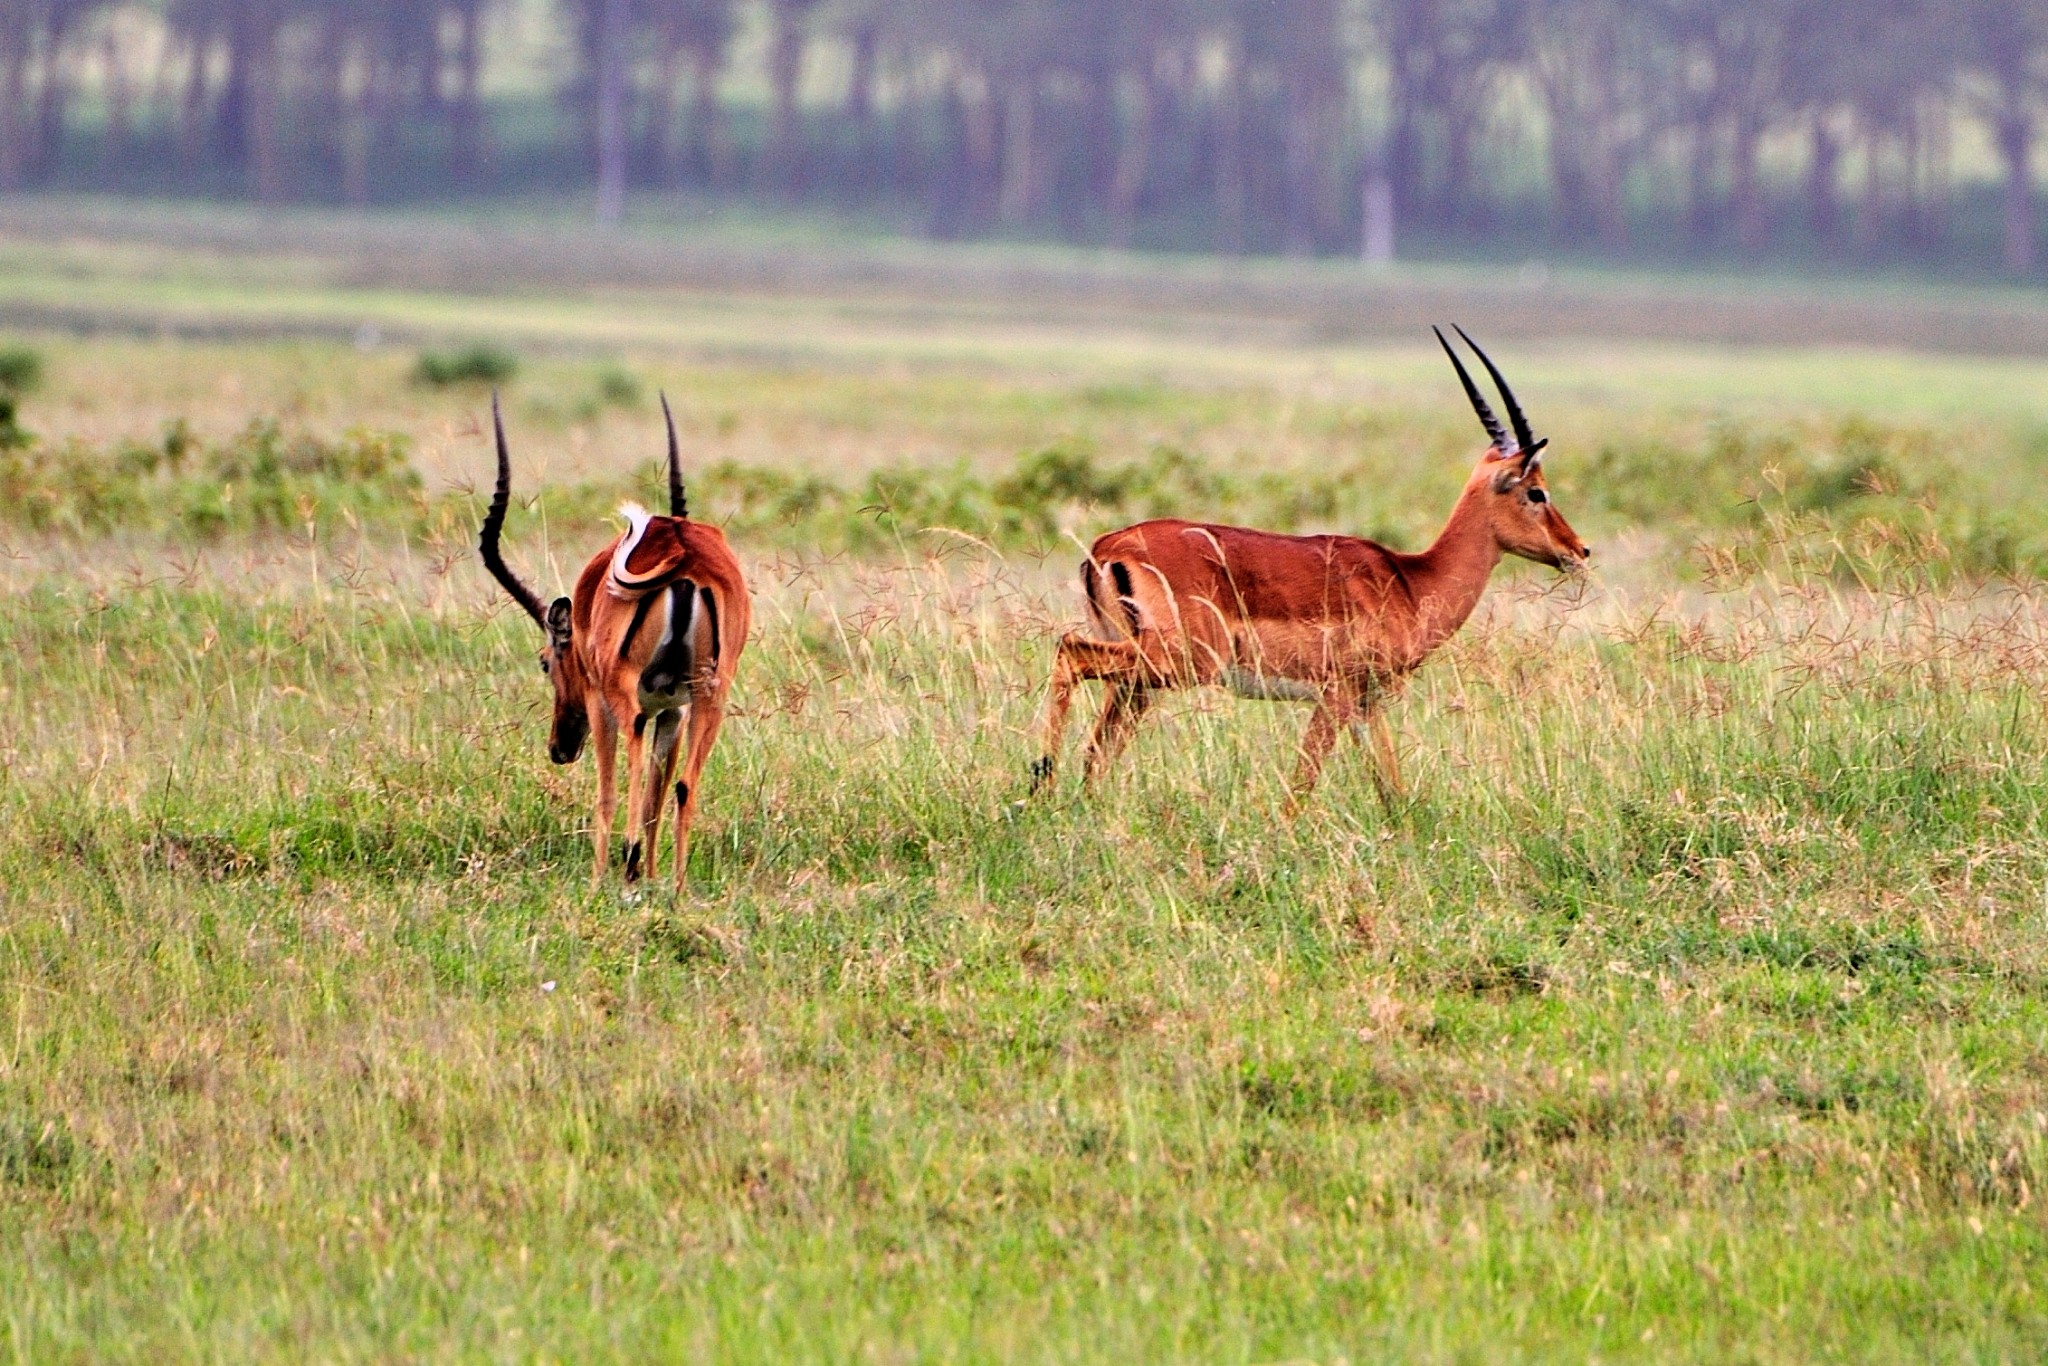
(0, 342), (43, 397)
(412, 344), (518, 388)
(0, 418), (422, 538)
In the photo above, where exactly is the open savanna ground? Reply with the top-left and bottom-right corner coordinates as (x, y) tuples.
(5, 203), (2048, 1360)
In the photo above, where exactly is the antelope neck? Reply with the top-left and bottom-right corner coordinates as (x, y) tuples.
(1387, 483), (1504, 664)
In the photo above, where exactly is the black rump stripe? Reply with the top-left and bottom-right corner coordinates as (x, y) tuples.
(1108, 562), (1141, 635)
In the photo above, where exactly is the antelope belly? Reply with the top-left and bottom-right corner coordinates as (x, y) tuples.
(1220, 667), (1320, 702)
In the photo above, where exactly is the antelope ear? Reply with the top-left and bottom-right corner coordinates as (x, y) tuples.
(1520, 438), (1549, 472)
(1491, 467), (1525, 493)
(546, 597), (573, 647)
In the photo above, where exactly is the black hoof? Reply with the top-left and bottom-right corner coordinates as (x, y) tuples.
(622, 840), (644, 882)
(1027, 755), (1055, 794)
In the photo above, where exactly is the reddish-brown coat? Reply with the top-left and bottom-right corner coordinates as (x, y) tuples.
(552, 514), (751, 890)
(480, 398), (750, 892)
(1034, 447), (1589, 804)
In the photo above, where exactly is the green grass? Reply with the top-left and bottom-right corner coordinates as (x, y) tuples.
(5, 230), (2048, 1357)
(4, 534), (2048, 1361)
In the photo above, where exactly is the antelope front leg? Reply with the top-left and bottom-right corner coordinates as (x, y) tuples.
(590, 709), (619, 889)
(670, 686), (731, 894)
(621, 713), (651, 883)
(1286, 689), (1359, 815)
(1361, 708), (1404, 806)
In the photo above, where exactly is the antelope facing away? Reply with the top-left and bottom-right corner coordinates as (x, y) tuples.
(1032, 327), (1589, 807)
(480, 395), (750, 890)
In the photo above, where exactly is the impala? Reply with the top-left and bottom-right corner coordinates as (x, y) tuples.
(1031, 327), (1589, 806)
(480, 394), (750, 890)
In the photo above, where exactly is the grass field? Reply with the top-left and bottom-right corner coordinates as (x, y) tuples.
(5, 201), (2048, 1361)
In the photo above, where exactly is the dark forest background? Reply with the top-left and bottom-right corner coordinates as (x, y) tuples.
(1, 0), (2043, 277)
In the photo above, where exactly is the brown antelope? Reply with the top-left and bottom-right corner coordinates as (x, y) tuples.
(1032, 327), (1589, 807)
(479, 394), (750, 890)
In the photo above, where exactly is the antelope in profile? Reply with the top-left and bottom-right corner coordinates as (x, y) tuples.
(1032, 327), (1589, 807)
(480, 395), (750, 890)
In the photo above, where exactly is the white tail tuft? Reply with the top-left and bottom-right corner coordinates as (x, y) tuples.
(610, 502), (656, 587)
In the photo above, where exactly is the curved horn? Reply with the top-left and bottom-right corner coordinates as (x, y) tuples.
(479, 391), (547, 629)
(1454, 325), (1538, 460)
(661, 390), (687, 519)
(1435, 325), (1510, 454)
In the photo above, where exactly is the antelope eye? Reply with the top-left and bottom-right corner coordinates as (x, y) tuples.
(1526, 487), (1548, 505)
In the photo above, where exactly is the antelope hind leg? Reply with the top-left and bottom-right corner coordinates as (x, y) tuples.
(670, 687), (729, 894)
(639, 708), (684, 884)
(1035, 633), (1144, 792)
(621, 714), (651, 883)
(1080, 681), (1154, 787)
(1286, 691), (1360, 816)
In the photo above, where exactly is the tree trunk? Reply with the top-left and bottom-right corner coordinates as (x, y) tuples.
(846, 20), (878, 144)
(1590, 138), (1628, 249)
(1918, 100), (1951, 248)
(1999, 106), (2035, 273)
(1853, 128), (1884, 257)
(1361, 172), (1394, 265)
(342, 40), (373, 207)
(1688, 109), (1720, 240)
(0, 27), (27, 190)
(960, 67), (999, 229)
(33, 8), (75, 180)
(765, 3), (805, 192)
(1107, 72), (1153, 249)
(1429, 97), (1461, 227)
(643, 29), (683, 185)
(687, 44), (730, 186)
(1283, 84), (1333, 256)
(247, 17), (282, 201)
(177, 35), (210, 171)
(595, 0), (628, 225)
(103, 27), (133, 158)
(451, 0), (485, 185)
(1900, 110), (1924, 247)
(881, 57), (913, 192)
(998, 74), (1039, 226)
(217, 15), (250, 164)
(1731, 109), (1766, 251)
(1213, 41), (1247, 253)
(1388, 71), (1424, 225)
(1807, 113), (1839, 242)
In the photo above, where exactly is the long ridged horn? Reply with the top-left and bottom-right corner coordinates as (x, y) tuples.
(1454, 325), (1540, 461)
(1435, 325), (1510, 454)
(661, 390), (687, 519)
(479, 391), (547, 629)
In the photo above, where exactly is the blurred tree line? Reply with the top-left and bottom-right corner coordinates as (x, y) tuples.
(0, 0), (2039, 272)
